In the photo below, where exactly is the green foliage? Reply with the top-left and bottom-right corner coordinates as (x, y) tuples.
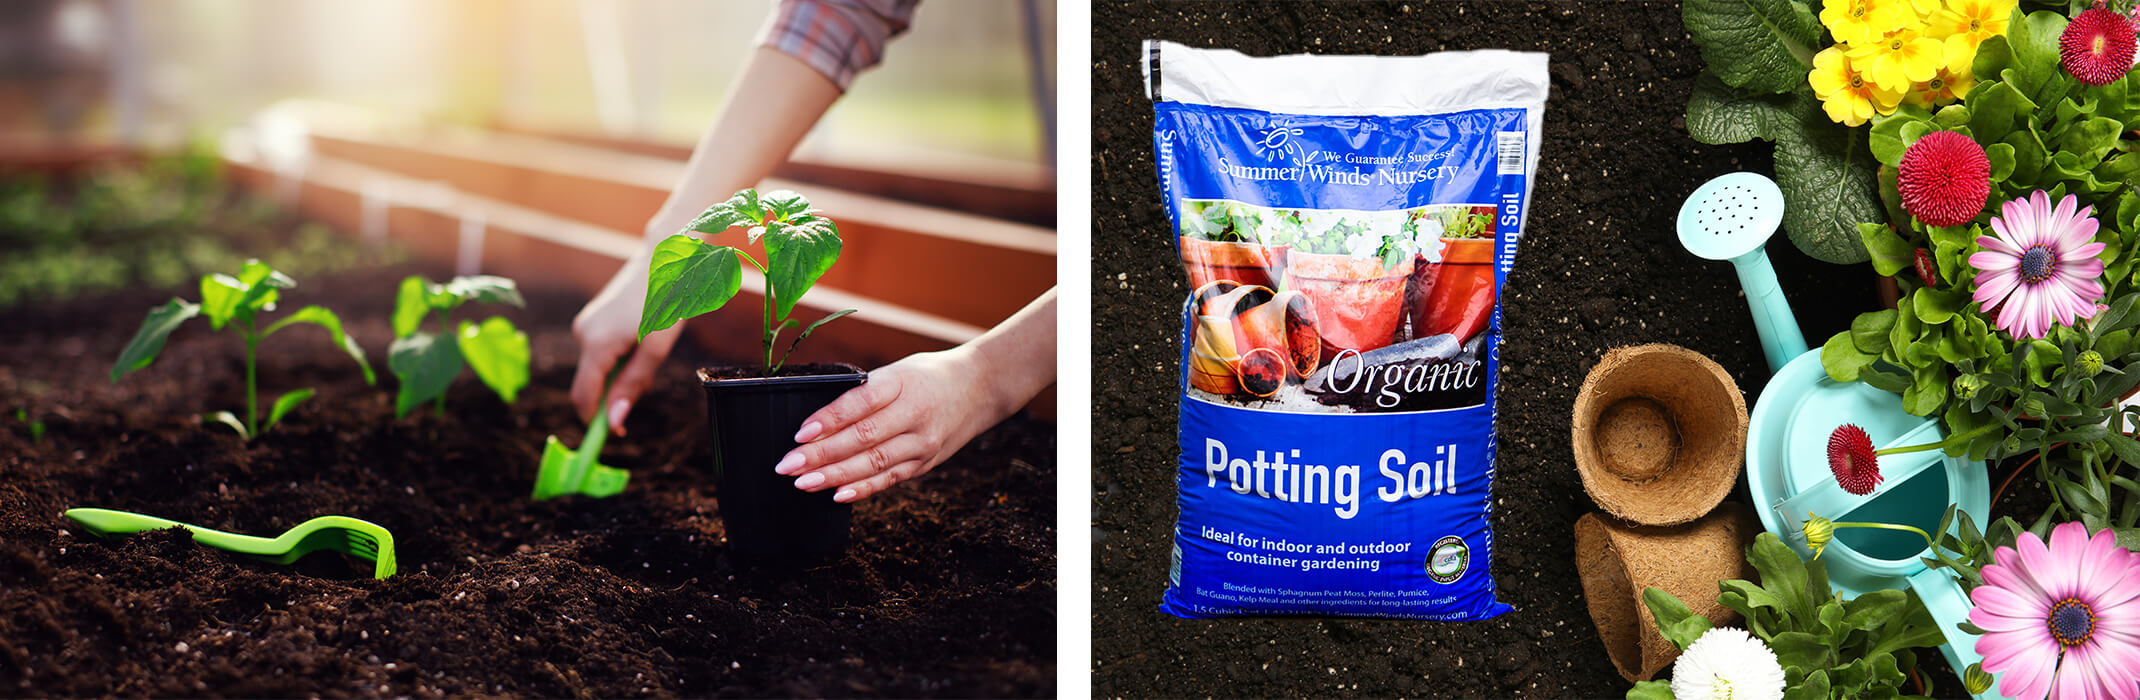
(639, 188), (856, 376)
(387, 275), (528, 417)
(110, 261), (374, 439)
(1681, 0), (1879, 263)
(1179, 200), (1269, 244)
(1636, 534), (1944, 700)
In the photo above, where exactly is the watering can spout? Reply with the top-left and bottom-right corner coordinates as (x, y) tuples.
(1674, 172), (1807, 373)
(1731, 247), (1808, 374)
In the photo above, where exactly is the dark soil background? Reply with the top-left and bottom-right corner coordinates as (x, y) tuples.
(1089, 2), (1947, 697)
(0, 251), (1055, 694)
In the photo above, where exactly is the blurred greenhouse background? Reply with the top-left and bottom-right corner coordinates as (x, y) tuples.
(0, 0), (1057, 372)
(1, 0), (1055, 168)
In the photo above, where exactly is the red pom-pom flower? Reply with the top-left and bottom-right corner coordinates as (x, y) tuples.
(1898, 131), (1991, 228)
(2063, 6), (2138, 86)
(1828, 424), (1883, 496)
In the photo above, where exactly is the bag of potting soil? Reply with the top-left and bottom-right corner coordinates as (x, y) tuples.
(1148, 41), (1545, 620)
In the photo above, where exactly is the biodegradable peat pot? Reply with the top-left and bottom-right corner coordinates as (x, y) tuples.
(1283, 251), (1413, 357)
(1575, 506), (1758, 683)
(1572, 344), (1747, 526)
(701, 363), (868, 564)
(1407, 236), (1497, 343)
(1179, 236), (1286, 290)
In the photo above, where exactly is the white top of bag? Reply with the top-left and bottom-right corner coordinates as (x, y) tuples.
(1142, 40), (1549, 117)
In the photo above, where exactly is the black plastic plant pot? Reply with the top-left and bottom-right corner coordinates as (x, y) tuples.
(699, 364), (867, 565)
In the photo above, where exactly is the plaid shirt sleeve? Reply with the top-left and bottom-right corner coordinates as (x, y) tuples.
(756, 0), (921, 91)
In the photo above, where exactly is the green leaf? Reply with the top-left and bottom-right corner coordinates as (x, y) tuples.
(1860, 223), (1915, 276)
(1681, 0), (1821, 94)
(1777, 116), (1881, 264)
(389, 331), (464, 418)
(1825, 331), (1878, 382)
(1626, 680), (1675, 700)
(264, 388), (315, 431)
(1642, 587), (1712, 651)
(198, 273), (244, 330)
(684, 191), (760, 236)
(2007, 11), (2074, 108)
(1904, 363), (1951, 416)
(639, 234), (743, 340)
(111, 297), (200, 382)
(1985, 141), (2017, 181)
(1842, 588), (1909, 630)
(762, 214), (842, 322)
(1852, 309), (1899, 354)
(265, 306), (376, 384)
(1767, 631), (1830, 673)
(444, 275), (525, 308)
(1913, 288), (1968, 325)
(1973, 34), (2012, 81)
(760, 189), (814, 221)
(1965, 81), (2035, 149)
(457, 317), (529, 404)
(1784, 669), (1830, 700)
(393, 275), (431, 338)
(2106, 432), (2140, 466)
(2064, 117), (2124, 166)
(1748, 533), (1814, 622)
(1685, 73), (1802, 144)
(206, 411), (249, 439)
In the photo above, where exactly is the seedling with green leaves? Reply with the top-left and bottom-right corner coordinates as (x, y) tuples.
(111, 260), (374, 439)
(638, 188), (855, 376)
(387, 275), (529, 417)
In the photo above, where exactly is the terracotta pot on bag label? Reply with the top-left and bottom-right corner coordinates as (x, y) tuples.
(1408, 236), (1498, 344)
(1283, 251), (1413, 357)
(1179, 236), (1287, 290)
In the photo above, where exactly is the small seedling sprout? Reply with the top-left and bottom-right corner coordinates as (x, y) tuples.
(387, 275), (530, 417)
(110, 260), (374, 439)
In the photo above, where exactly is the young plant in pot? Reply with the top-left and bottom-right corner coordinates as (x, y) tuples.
(1179, 200), (1290, 289)
(638, 188), (861, 563)
(1405, 206), (1498, 344)
(1280, 216), (1414, 357)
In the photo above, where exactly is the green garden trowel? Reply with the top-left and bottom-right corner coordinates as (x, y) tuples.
(533, 396), (629, 500)
(63, 507), (398, 579)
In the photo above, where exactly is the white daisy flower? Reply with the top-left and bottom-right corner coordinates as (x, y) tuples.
(1669, 627), (1785, 700)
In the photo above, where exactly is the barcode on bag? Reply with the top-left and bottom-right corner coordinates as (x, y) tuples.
(1496, 131), (1524, 175)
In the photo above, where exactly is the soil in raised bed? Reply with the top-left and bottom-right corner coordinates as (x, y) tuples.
(1091, 2), (1909, 697)
(0, 255), (1056, 696)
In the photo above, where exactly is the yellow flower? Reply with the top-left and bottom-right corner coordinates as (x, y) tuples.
(1905, 44), (1979, 108)
(1823, 0), (1909, 47)
(1931, 0), (2016, 50)
(1849, 26), (1949, 92)
(1811, 46), (1907, 126)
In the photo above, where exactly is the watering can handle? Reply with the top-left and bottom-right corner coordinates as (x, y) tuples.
(1732, 245), (1808, 374)
(1908, 566), (1998, 700)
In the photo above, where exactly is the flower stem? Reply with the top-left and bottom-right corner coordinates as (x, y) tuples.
(1873, 421), (2001, 457)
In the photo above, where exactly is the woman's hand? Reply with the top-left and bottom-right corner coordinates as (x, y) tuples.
(777, 290), (1057, 502)
(570, 246), (680, 436)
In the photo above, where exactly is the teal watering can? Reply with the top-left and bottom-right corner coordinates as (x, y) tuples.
(1679, 173), (1994, 697)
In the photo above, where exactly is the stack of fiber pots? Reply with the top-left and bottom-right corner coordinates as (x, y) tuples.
(1569, 344), (1759, 682)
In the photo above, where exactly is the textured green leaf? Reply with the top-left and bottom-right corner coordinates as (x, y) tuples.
(684, 191), (761, 236)
(389, 331), (464, 418)
(393, 275), (431, 338)
(1777, 116), (1881, 264)
(1685, 73), (1802, 144)
(762, 214), (842, 322)
(264, 306), (375, 384)
(1965, 81), (2035, 149)
(1784, 669), (1830, 700)
(111, 297), (200, 382)
(639, 235), (743, 340)
(1859, 223), (1914, 276)
(2007, 11), (2074, 108)
(760, 189), (814, 221)
(457, 317), (529, 404)
(264, 388), (316, 431)
(1748, 533), (1814, 622)
(1767, 631), (1830, 674)
(1682, 0), (1821, 94)
(2064, 117), (2124, 166)
(1841, 588), (1908, 630)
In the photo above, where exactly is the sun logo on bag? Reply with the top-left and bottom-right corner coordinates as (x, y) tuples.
(1255, 126), (1310, 163)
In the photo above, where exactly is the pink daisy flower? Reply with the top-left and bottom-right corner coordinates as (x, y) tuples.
(1970, 191), (2107, 340)
(1969, 522), (2140, 700)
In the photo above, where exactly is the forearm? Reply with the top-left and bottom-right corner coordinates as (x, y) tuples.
(959, 288), (1059, 419)
(643, 46), (842, 241)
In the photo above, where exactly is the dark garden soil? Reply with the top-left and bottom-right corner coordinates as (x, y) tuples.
(1090, 2), (1982, 698)
(0, 256), (1055, 696)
